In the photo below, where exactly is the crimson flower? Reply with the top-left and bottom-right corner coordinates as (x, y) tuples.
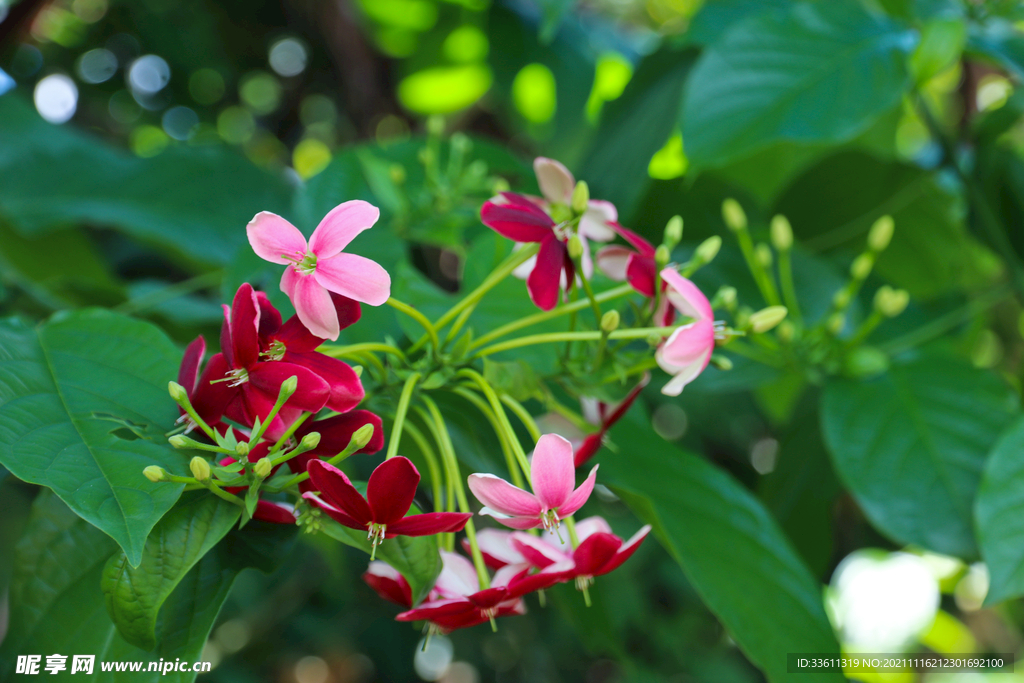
(289, 410), (384, 492)
(175, 336), (236, 430)
(595, 224), (659, 298)
(363, 561), (432, 608)
(572, 375), (649, 467)
(302, 457), (471, 547)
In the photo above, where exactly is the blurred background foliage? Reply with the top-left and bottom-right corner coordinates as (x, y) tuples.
(5, 0), (1024, 681)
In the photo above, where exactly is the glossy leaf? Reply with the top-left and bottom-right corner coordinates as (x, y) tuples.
(822, 354), (1019, 558)
(0, 311), (186, 566)
(975, 418), (1024, 604)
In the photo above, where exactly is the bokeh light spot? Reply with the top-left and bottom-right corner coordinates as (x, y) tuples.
(398, 64), (492, 115)
(130, 124), (169, 157)
(108, 89), (141, 124)
(269, 37), (308, 77)
(0, 68), (13, 97)
(294, 656), (329, 683)
(648, 132), (687, 179)
(586, 52), (632, 120)
(34, 74), (78, 124)
(359, 0), (437, 31)
(72, 0), (108, 23)
(217, 106), (256, 144)
(188, 68), (225, 105)
(239, 70), (282, 115)
(415, 635), (453, 681)
(375, 27), (419, 58)
(977, 74), (1012, 112)
(77, 48), (117, 84)
(652, 403), (687, 440)
(11, 44), (43, 78)
(293, 138), (332, 179)
(443, 25), (489, 63)
(300, 94), (338, 126)
(162, 106), (199, 141)
(128, 54), (170, 94)
(512, 63), (556, 124)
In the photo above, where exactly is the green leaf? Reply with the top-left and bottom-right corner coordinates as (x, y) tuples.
(603, 411), (843, 683)
(684, 0), (789, 47)
(0, 310), (187, 566)
(319, 517), (442, 605)
(0, 95), (292, 267)
(967, 20), (1024, 82)
(975, 417), (1024, 604)
(822, 354), (1019, 558)
(482, 358), (542, 402)
(101, 492), (242, 650)
(682, 2), (915, 169)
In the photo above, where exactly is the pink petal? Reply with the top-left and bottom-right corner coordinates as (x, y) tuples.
(574, 516), (614, 541)
(248, 361), (331, 413)
(526, 237), (566, 311)
(598, 525), (651, 575)
(478, 509), (543, 530)
(533, 157), (575, 204)
(571, 533), (622, 575)
(313, 253), (391, 307)
(556, 464), (598, 517)
(579, 200), (617, 242)
(229, 284), (261, 369)
(530, 433), (576, 510)
(285, 271), (340, 341)
(283, 351), (364, 413)
(366, 456), (419, 525)
(305, 460), (372, 525)
(435, 550), (480, 597)
(309, 200), (380, 258)
(491, 563), (530, 590)
(179, 336), (205, 392)
(658, 320), (716, 369)
(660, 269), (713, 320)
(595, 245), (632, 282)
(387, 512), (472, 537)
(504, 562), (573, 598)
(363, 561), (412, 607)
(658, 347), (713, 396)
(510, 532), (569, 568)
(247, 211), (308, 265)
(467, 473), (542, 517)
(467, 529), (525, 569)
(302, 491), (365, 530)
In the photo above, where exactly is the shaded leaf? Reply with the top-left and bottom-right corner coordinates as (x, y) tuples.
(975, 418), (1024, 604)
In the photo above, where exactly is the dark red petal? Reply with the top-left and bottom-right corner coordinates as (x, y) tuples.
(595, 526), (651, 575)
(504, 567), (568, 599)
(179, 336), (205, 393)
(396, 599), (474, 622)
(526, 237), (566, 311)
(230, 284), (262, 369)
(366, 456), (419, 524)
(387, 512), (472, 537)
(274, 316), (325, 353)
(611, 223), (656, 257)
(481, 199), (554, 243)
(626, 254), (658, 298)
(248, 361), (330, 413)
(252, 500), (296, 524)
(601, 376), (649, 431)
(219, 304), (233, 367)
(572, 533), (623, 575)
(255, 290), (283, 338)
(331, 293), (362, 331)
(467, 586), (509, 609)
(289, 410), (385, 473)
(363, 569), (413, 607)
(191, 352), (238, 425)
(283, 351), (364, 413)
(302, 491), (366, 529)
(306, 460), (373, 524)
(573, 433), (604, 468)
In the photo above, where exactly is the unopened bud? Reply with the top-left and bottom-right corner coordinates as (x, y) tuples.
(844, 347), (889, 378)
(168, 381), (188, 404)
(417, 147), (435, 167)
(450, 132), (471, 154)
(832, 289), (851, 309)
(777, 320), (795, 343)
(722, 199), (747, 231)
(492, 178), (510, 194)
(600, 310), (620, 333)
(235, 441), (249, 457)
(352, 423), (375, 450)
(771, 215), (793, 250)
(646, 333), (663, 347)
(749, 305), (788, 333)
(664, 215), (683, 248)
(254, 457), (273, 479)
(278, 375), (298, 401)
(300, 431), (321, 450)
(426, 115), (445, 137)
(717, 286), (737, 309)
(655, 244), (671, 267)
(755, 243), (773, 267)
(567, 235), (584, 259)
(143, 466), (166, 483)
(874, 286), (909, 317)
(827, 312), (846, 335)
(850, 254), (874, 281)
(695, 235), (722, 264)
(571, 180), (590, 214)
(709, 354), (733, 371)
(169, 435), (189, 449)
(868, 215), (894, 252)
(190, 456), (211, 482)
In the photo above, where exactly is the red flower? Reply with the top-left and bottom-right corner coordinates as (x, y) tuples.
(302, 457), (471, 547)
(175, 336), (236, 430)
(461, 528), (527, 570)
(218, 447), (296, 525)
(289, 410), (384, 492)
(363, 561), (441, 608)
(595, 224), (659, 298)
(572, 375), (649, 467)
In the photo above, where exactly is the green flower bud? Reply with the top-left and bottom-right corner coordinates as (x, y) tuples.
(833, 288), (851, 309)
(646, 333), (663, 347)
(352, 423), (375, 450)
(600, 310), (620, 333)
(827, 312), (846, 335)
(749, 305), (788, 333)
(874, 286), (909, 317)
(695, 235), (722, 264)
(710, 354), (733, 371)
(168, 435), (189, 449)
(168, 381), (188, 404)
(850, 253), (874, 281)
(352, 365), (364, 377)
(450, 132), (471, 154)
(492, 178), (510, 194)
(571, 180), (590, 214)
(721, 199), (747, 232)
(844, 347), (890, 378)
(300, 431), (321, 450)
(717, 286), (737, 309)
(868, 215), (895, 252)
(143, 466), (166, 483)
(770, 215), (794, 251)
(235, 441), (250, 457)
(755, 243), (773, 267)
(664, 215), (683, 248)
(777, 320), (795, 343)
(278, 375), (298, 401)
(190, 456), (211, 482)
(254, 457), (273, 479)
(426, 115), (445, 137)
(655, 244), (671, 267)
(567, 235), (584, 259)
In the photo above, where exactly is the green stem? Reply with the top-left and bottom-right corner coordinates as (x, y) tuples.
(722, 340), (784, 368)
(265, 436), (368, 492)
(270, 412), (310, 454)
(456, 369), (532, 485)
(113, 271), (222, 315)
(403, 419), (444, 514)
(387, 297), (439, 351)
(453, 387), (526, 490)
(601, 358), (660, 384)
(320, 343), (406, 361)
(204, 480), (245, 507)
(576, 262), (603, 323)
(473, 326), (678, 359)
(248, 379), (295, 446)
(878, 286), (1010, 355)
(777, 249), (802, 327)
(735, 228), (781, 306)
(445, 302), (477, 346)
(387, 372), (421, 459)
(845, 310), (885, 348)
(500, 393), (541, 443)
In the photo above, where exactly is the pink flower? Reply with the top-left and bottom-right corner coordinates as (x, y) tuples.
(461, 528), (528, 570)
(247, 200), (391, 340)
(467, 434), (598, 531)
(595, 224), (658, 298)
(656, 269), (715, 396)
(533, 157), (618, 242)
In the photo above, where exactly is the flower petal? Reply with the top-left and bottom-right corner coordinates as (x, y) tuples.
(526, 237), (566, 311)
(466, 529), (525, 569)
(252, 500), (297, 525)
(556, 464), (598, 517)
(366, 456), (419, 525)
(363, 561), (413, 607)
(247, 211), (308, 265)
(658, 347), (713, 396)
(534, 157), (575, 204)
(572, 533), (622, 575)
(661, 269), (713, 321)
(478, 508), (543, 530)
(229, 284), (261, 369)
(283, 351), (364, 413)
(530, 433), (576, 510)
(480, 196), (555, 243)
(305, 460), (372, 525)
(178, 336), (205, 392)
(579, 200), (617, 242)
(595, 245), (632, 282)
(574, 516), (614, 541)
(574, 434), (603, 468)
(510, 532), (569, 568)
(313, 253), (391, 307)
(286, 272), (340, 341)
(387, 512), (472, 537)
(467, 474), (541, 517)
(308, 200), (380, 258)
(254, 291), (283, 337)
(191, 352), (238, 425)
(597, 525), (651, 575)
(292, 410), (384, 462)
(435, 550), (480, 597)
(505, 562), (573, 598)
(396, 599), (474, 622)
(658, 320), (716, 370)
(248, 361), (331, 413)
(611, 223), (656, 257)
(626, 254), (658, 298)
(274, 316), (325, 353)
(301, 491), (366, 530)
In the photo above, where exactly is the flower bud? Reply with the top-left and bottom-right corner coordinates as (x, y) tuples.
(426, 115), (445, 137)
(278, 375), (298, 401)
(664, 215), (683, 248)
(770, 215), (793, 251)
(143, 466), (166, 483)
(868, 215), (894, 252)
(492, 178), (510, 194)
(600, 310), (620, 333)
(874, 286), (909, 317)
(352, 423), (375, 450)
(190, 456), (211, 482)
(300, 431), (321, 450)
(567, 235), (584, 259)
(655, 244), (671, 267)
(571, 180), (590, 214)
(851, 254), (874, 281)
(695, 235), (722, 264)
(646, 333), (663, 347)
(168, 381), (188, 404)
(844, 347), (890, 378)
(450, 132), (471, 154)
(254, 457), (273, 479)
(710, 354), (733, 371)
(715, 286), (737, 310)
(749, 305), (788, 333)
(169, 435), (189, 449)
(827, 312), (846, 335)
(721, 199), (747, 231)
(755, 243), (773, 267)
(235, 441), (249, 457)
(777, 320), (795, 343)
(832, 289), (851, 309)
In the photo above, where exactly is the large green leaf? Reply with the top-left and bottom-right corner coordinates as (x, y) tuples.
(967, 20), (1024, 82)
(102, 493), (242, 650)
(975, 417), (1024, 604)
(681, 1), (915, 168)
(0, 94), (292, 267)
(0, 310), (186, 566)
(821, 354), (1019, 558)
(602, 412), (843, 683)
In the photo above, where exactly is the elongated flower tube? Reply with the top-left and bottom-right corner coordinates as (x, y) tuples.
(467, 434), (597, 531)
(247, 200), (391, 340)
(303, 458), (471, 549)
(656, 270), (716, 396)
